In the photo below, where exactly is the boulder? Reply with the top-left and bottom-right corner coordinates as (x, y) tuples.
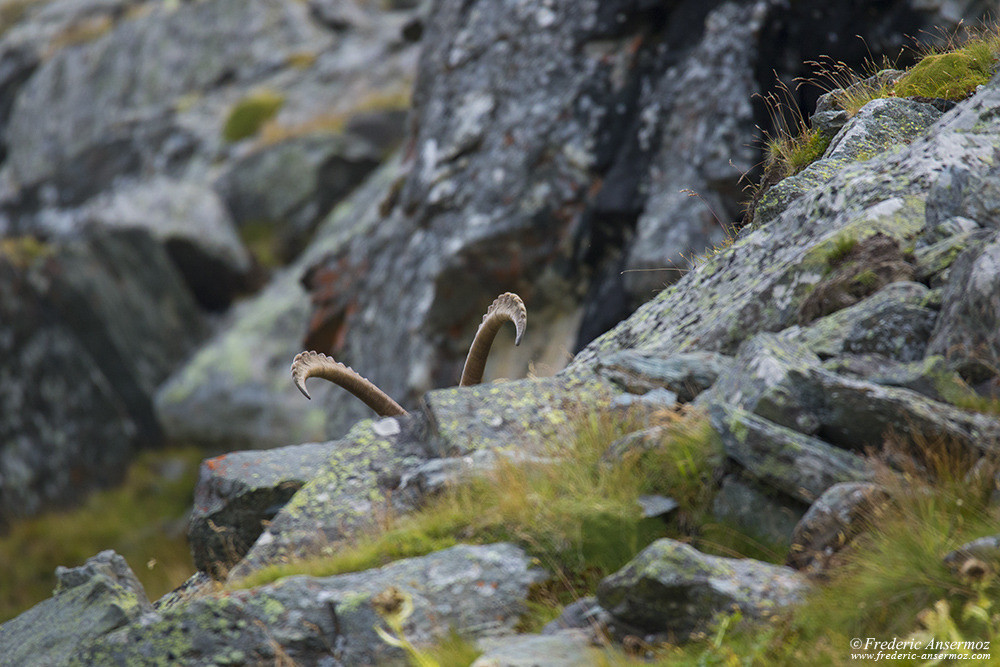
(0, 550), (152, 667)
(594, 350), (730, 402)
(78, 544), (545, 667)
(472, 630), (600, 667)
(596, 538), (807, 638)
(711, 475), (806, 549)
(80, 177), (254, 310)
(188, 442), (337, 577)
(787, 482), (891, 573)
(926, 230), (1000, 385)
(0, 228), (205, 521)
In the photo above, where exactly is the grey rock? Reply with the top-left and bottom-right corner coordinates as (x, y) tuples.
(926, 230), (1000, 383)
(155, 157), (402, 450)
(710, 404), (871, 504)
(711, 476), (805, 549)
(6, 0), (329, 200)
(754, 98), (942, 227)
(596, 538), (807, 637)
(790, 281), (935, 361)
(637, 495), (679, 519)
(0, 228), (205, 522)
(0, 550), (152, 667)
(82, 176), (254, 310)
(787, 482), (890, 573)
(227, 412), (432, 580)
(188, 441), (335, 577)
(473, 630), (599, 667)
(709, 333), (1000, 455)
(821, 354), (976, 405)
(214, 132), (390, 262)
(79, 543), (545, 667)
(571, 77), (1000, 372)
(610, 387), (678, 410)
(944, 535), (1000, 576)
(595, 350), (731, 402)
(541, 596), (609, 635)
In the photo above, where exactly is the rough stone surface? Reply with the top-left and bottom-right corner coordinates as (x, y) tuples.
(711, 475), (806, 549)
(594, 350), (730, 402)
(473, 630), (600, 667)
(787, 482), (891, 573)
(188, 442), (336, 577)
(0, 550), (152, 667)
(927, 229), (1000, 385)
(0, 228), (205, 521)
(78, 544), (546, 667)
(596, 538), (807, 638)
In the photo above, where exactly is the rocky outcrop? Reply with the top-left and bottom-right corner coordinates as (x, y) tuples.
(0, 550), (153, 667)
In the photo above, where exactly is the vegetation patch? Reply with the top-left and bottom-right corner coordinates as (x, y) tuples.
(222, 89), (286, 143)
(0, 447), (202, 622)
(895, 28), (1000, 100)
(232, 407), (723, 592)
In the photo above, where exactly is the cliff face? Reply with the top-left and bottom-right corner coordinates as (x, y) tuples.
(2, 0), (1000, 664)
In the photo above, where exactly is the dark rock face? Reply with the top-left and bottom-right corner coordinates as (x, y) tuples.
(0, 229), (205, 522)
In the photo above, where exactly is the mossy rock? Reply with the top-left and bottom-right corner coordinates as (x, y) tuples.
(222, 89), (285, 143)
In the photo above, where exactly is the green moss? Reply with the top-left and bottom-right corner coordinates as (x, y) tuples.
(823, 234), (858, 267)
(222, 89), (285, 143)
(851, 268), (879, 288)
(895, 42), (998, 100)
(0, 446), (202, 622)
(419, 629), (483, 666)
(0, 235), (53, 269)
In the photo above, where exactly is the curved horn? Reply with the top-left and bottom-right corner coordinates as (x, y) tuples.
(291, 351), (406, 416)
(460, 292), (527, 386)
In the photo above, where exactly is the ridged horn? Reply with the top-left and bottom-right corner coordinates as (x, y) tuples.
(291, 351), (406, 416)
(460, 292), (527, 386)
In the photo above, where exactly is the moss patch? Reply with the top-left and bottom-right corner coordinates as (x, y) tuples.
(222, 89), (285, 143)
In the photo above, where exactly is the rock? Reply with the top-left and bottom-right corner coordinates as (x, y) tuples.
(795, 234), (918, 327)
(0, 550), (152, 667)
(79, 544), (545, 667)
(708, 333), (1000, 455)
(473, 630), (599, 667)
(0, 228), (205, 522)
(214, 132), (391, 262)
(792, 280), (934, 360)
(155, 157), (402, 449)
(710, 404), (871, 504)
(5, 0), (329, 201)
(711, 475), (806, 549)
(753, 98), (942, 227)
(787, 482), (891, 573)
(541, 596), (610, 635)
(594, 350), (731, 402)
(572, 73), (1000, 371)
(188, 442), (336, 577)
(81, 177), (254, 310)
(226, 412), (433, 580)
(596, 538), (807, 638)
(821, 354), (976, 405)
(926, 230), (1000, 384)
(944, 535), (1000, 579)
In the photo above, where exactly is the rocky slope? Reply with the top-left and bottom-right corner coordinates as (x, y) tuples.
(2, 0), (1000, 664)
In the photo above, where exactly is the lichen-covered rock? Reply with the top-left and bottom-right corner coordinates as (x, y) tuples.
(155, 157), (402, 449)
(821, 354), (977, 405)
(214, 132), (392, 263)
(572, 71), (1000, 370)
(707, 332), (1000, 454)
(787, 482), (891, 573)
(81, 177), (254, 310)
(78, 544), (545, 667)
(188, 442), (337, 577)
(0, 550), (152, 667)
(753, 98), (943, 227)
(0, 228), (205, 522)
(790, 280), (933, 360)
(711, 475), (806, 549)
(594, 350), (730, 402)
(710, 404), (871, 504)
(926, 229), (1000, 385)
(227, 412), (433, 580)
(596, 538), (806, 638)
(5, 0), (329, 200)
